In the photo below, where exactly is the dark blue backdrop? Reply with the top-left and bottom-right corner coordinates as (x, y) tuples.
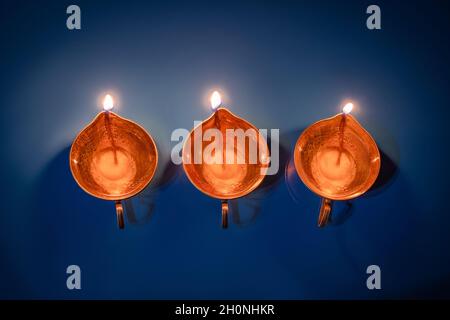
(1, 0), (450, 299)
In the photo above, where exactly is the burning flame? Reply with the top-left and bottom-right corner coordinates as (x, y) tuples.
(210, 91), (222, 110)
(103, 94), (114, 111)
(343, 102), (353, 115)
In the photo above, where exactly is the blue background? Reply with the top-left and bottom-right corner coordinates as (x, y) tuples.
(1, 0), (450, 299)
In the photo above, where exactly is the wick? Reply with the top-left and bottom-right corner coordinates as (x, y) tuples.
(104, 111), (119, 164)
(337, 113), (346, 166)
(213, 110), (227, 168)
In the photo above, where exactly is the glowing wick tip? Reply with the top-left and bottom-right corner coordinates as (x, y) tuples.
(210, 91), (222, 110)
(103, 94), (114, 111)
(343, 102), (353, 115)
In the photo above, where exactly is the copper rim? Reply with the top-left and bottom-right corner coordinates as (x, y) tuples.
(294, 114), (381, 201)
(182, 108), (269, 200)
(69, 112), (158, 201)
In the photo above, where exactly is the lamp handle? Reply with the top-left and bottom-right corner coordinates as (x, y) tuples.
(221, 200), (229, 229)
(116, 200), (124, 229)
(318, 198), (332, 227)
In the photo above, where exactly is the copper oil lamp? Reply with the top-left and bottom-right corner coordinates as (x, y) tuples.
(70, 94), (158, 229)
(294, 102), (380, 227)
(182, 91), (269, 228)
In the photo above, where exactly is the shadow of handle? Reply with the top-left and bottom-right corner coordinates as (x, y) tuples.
(116, 200), (125, 229)
(318, 198), (332, 227)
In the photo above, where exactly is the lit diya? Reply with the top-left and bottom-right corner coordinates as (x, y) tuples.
(182, 91), (269, 228)
(70, 94), (158, 229)
(294, 102), (380, 227)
